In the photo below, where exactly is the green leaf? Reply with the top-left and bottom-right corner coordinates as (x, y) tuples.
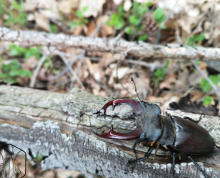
(200, 74), (220, 92)
(202, 96), (214, 106)
(153, 8), (165, 24)
(129, 15), (139, 26)
(194, 33), (205, 42)
(71, 21), (78, 29)
(125, 27), (133, 34)
(187, 33), (205, 46)
(50, 24), (58, 33)
(84, 19), (88, 24)
(82, 6), (88, 13)
(25, 47), (41, 59)
(146, 1), (153, 7)
(159, 23), (166, 29)
(115, 20), (125, 30)
(9, 44), (26, 56)
(76, 10), (83, 18)
(43, 56), (53, 70)
(0, 60), (32, 83)
(138, 34), (148, 41)
(118, 5), (125, 15)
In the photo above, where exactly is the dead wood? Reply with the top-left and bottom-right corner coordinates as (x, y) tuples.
(0, 85), (220, 178)
(1, 27), (220, 61)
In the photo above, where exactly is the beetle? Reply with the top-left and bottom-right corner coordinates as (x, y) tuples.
(92, 78), (219, 178)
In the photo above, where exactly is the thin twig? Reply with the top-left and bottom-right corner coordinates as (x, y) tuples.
(126, 59), (164, 71)
(192, 60), (220, 99)
(30, 54), (49, 88)
(49, 56), (79, 82)
(54, 51), (84, 88)
(90, 16), (110, 37)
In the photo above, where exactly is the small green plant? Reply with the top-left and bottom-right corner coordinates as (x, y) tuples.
(9, 44), (42, 59)
(153, 59), (170, 85)
(0, 60), (32, 83)
(0, 0), (27, 26)
(199, 74), (220, 92)
(153, 7), (166, 29)
(71, 6), (89, 29)
(107, 6), (125, 30)
(33, 153), (43, 162)
(202, 96), (214, 106)
(50, 24), (58, 33)
(107, 2), (165, 41)
(43, 56), (56, 74)
(187, 33), (205, 46)
(107, 2), (153, 37)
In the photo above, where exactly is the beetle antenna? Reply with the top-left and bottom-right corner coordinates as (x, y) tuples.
(131, 77), (141, 102)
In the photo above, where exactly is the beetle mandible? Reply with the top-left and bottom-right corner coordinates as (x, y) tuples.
(92, 77), (219, 178)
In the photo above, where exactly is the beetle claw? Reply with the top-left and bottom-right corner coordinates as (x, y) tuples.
(94, 99), (142, 118)
(92, 126), (142, 140)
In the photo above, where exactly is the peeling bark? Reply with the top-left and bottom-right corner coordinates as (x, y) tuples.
(0, 85), (220, 178)
(1, 27), (220, 61)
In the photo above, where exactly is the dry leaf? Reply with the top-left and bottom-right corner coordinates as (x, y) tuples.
(35, 12), (50, 31)
(190, 90), (205, 102)
(99, 53), (117, 68)
(22, 56), (38, 70)
(56, 169), (82, 178)
(42, 10), (62, 20)
(79, 0), (105, 17)
(97, 16), (113, 37)
(27, 14), (35, 21)
(85, 58), (104, 82)
(108, 67), (134, 86)
(24, 0), (37, 11)
(86, 21), (96, 37)
(58, 0), (73, 14)
(41, 170), (55, 178)
(73, 26), (83, 36)
(159, 81), (171, 90)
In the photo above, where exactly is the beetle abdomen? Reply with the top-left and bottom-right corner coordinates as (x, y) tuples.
(173, 116), (214, 155)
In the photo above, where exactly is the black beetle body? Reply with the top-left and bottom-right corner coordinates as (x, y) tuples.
(93, 99), (217, 178)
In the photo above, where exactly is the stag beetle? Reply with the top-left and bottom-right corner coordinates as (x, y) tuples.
(92, 78), (219, 178)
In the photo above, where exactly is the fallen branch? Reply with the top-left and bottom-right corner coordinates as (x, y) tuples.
(0, 85), (220, 178)
(1, 27), (220, 61)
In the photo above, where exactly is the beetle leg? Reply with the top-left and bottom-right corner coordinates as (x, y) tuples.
(188, 155), (208, 178)
(91, 126), (142, 140)
(167, 146), (176, 176)
(128, 141), (157, 166)
(172, 152), (175, 176)
(132, 139), (141, 158)
(128, 139), (143, 173)
(94, 99), (142, 117)
(182, 115), (202, 124)
(153, 142), (160, 160)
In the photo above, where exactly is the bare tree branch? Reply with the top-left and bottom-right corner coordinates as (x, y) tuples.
(30, 54), (49, 87)
(0, 85), (220, 178)
(1, 27), (220, 61)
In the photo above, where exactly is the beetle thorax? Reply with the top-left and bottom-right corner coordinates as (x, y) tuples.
(138, 102), (162, 141)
